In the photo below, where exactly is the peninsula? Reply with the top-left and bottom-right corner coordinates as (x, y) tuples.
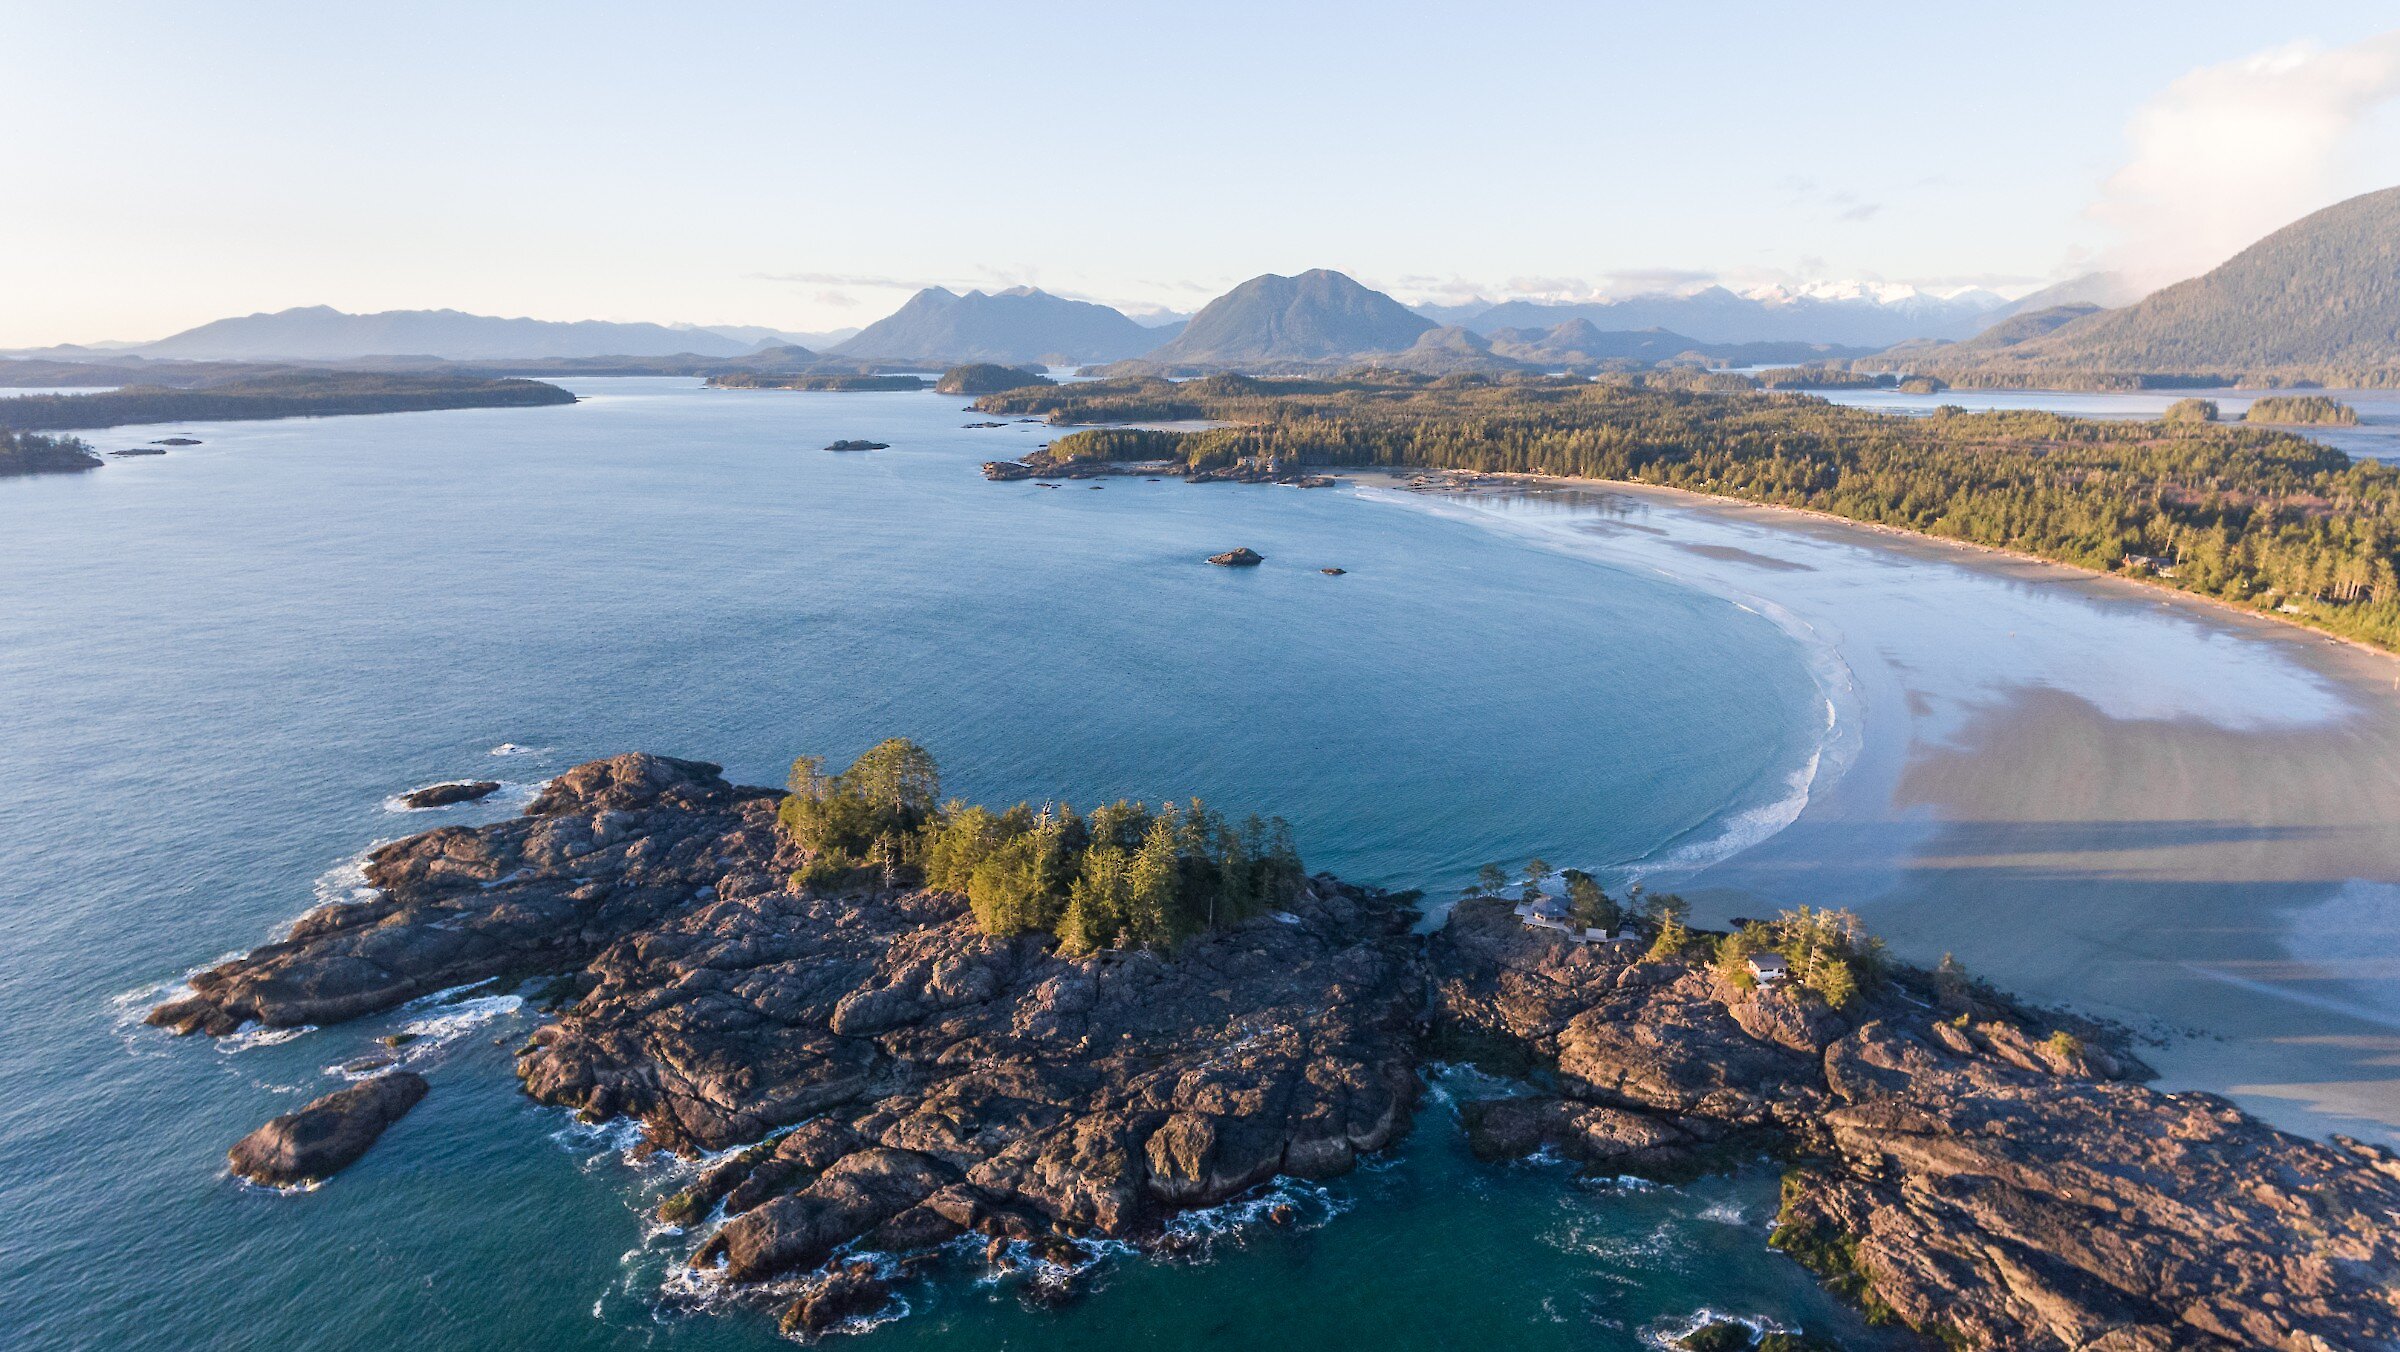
(147, 750), (2400, 1348)
(971, 371), (2400, 652)
(0, 369), (576, 431)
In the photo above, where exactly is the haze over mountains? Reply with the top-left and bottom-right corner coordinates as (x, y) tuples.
(131, 307), (786, 362)
(1901, 186), (2400, 380)
(19, 184), (2400, 383)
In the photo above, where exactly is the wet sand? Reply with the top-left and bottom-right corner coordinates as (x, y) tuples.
(1360, 473), (2400, 1145)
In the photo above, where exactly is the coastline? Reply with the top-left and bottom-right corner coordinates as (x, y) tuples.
(1440, 466), (2400, 667)
(1343, 465), (2400, 1147)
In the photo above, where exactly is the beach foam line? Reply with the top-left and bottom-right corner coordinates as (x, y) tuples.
(1351, 480), (1864, 886)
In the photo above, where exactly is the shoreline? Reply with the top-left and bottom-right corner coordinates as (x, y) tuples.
(1391, 465), (2400, 671)
(1338, 464), (2400, 1147)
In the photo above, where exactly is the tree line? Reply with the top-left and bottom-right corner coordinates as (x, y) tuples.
(778, 738), (1307, 953)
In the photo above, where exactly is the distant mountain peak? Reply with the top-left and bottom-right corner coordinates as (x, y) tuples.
(1139, 269), (1435, 366)
(136, 305), (762, 361)
(832, 286), (1159, 365)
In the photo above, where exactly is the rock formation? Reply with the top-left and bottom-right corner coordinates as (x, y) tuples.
(153, 756), (2400, 1347)
(227, 1072), (429, 1187)
(1206, 547), (1264, 566)
(157, 754), (1421, 1314)
(1430, 897), (2400, 1351)
(398, 779), (500, 809)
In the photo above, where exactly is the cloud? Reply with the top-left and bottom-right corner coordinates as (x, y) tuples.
(2093, 30), (2400, 288)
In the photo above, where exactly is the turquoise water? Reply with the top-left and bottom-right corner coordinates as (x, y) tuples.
(0, 379), (1873, 1349)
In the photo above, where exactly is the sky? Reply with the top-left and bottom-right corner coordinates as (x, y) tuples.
(5, 1), (2400, 346)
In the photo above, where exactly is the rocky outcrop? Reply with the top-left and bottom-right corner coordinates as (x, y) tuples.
(398, 779), (501, 809)
(156, 757), (2400, 1346)
(156, 753), (1424, 1300)
(227, 1072), (428, 1187)
(778, 1260), (893, 1336)
(1430, 897), (2400, 1350)
(1206, 547), (1264, 566)
(148, 753), (775, 1035)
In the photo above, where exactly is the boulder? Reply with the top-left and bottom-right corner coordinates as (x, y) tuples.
(1207, 547), (1264, 566)
(227, 1072), (428, 1187)
(398, 780), (501, 809)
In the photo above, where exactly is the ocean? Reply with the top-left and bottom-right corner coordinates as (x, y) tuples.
(0, 379), (1885, 1349)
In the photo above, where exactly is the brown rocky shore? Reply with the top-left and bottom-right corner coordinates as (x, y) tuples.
(149, 753), (2400, 1347)
(153, 754), (1420, 1324)
(1431, 897), (2400, 1351)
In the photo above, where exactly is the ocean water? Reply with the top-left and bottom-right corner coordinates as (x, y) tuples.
(0, 379), (1882, 1349)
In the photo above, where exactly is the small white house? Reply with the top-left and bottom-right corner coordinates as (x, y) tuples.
(1749, 952), (1792, 985)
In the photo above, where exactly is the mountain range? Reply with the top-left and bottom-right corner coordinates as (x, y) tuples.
(132, 307), (783, 361)
(1451, 286), (2006, 350)
(831, 287), (1170, 365)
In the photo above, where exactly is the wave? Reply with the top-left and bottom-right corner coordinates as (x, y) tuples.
(1642, 1307), (1796, 1350)
(1353, 479), (1865, 887)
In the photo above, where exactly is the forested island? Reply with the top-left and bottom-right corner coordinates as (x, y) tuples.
(0, 370), (575, 431)
(2245, 394), (2358, 426)
(708, 372), (928, 392)
(974, 372), (2400, 650)
(0, 430), (105, 477)
(145, 746), (2400, 1347)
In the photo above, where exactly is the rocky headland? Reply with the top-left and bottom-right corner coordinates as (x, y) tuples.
(154, 753), (1419, 1327)
(1430, 897), (2400, 1351)
(149, 753), (2400, 1347)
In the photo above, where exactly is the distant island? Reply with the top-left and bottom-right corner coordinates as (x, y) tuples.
(933, 363), (1054, 396)
(0, 429), (105, 478)
(146, 747), (2400, 1348)
(2246, 394), (2358, 426)
(974, 371), (2400, 651)
(708, 372), (928, 392)
(0, 370), (575, 432)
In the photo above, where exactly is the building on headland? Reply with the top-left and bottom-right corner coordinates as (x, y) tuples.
(1514, 897), (1639, 946)
(1748, 952), (1792, 985)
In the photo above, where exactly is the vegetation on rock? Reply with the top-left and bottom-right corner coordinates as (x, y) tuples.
(778, 739), (1305, 952)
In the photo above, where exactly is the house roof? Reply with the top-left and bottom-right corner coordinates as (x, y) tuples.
(1749, 953), (1792, 972)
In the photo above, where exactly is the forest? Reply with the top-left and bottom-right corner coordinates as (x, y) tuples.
(0, 371), (576, 431)
(978, 371), (2400, 650)
(778, 739), (1308, 953)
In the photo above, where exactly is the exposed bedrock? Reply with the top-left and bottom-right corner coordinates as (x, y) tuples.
(1429, 896), (2400, 1351)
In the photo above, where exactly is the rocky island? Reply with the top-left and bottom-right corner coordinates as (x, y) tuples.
(0, 430), (105, 477)
(148, 751), (2400, 1348)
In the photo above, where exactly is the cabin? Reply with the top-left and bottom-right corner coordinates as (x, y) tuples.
(2122, 554), (2179, 578)
(1748, 952), (1793, 986)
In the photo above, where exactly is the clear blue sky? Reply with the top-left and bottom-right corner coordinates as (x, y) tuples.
(6, 2), (2398, 344)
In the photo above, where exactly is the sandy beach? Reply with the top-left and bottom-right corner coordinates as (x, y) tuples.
(1360, 472), (2400, 1146)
